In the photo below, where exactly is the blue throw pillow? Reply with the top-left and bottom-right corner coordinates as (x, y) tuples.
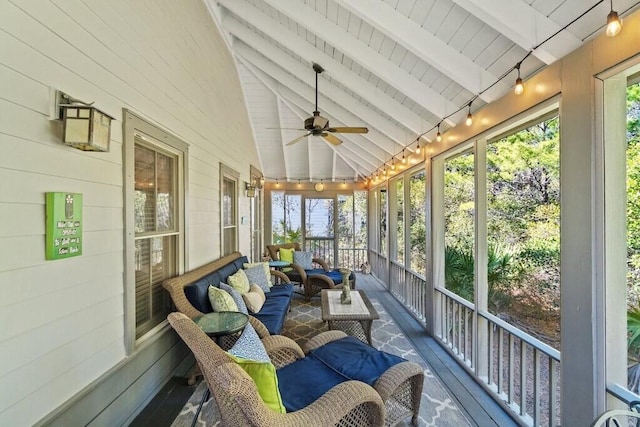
(244, 265), (271, 293)
(293, 251), (314, 270)
(220, 283), (248, 314)
(228, 323), (268, 362)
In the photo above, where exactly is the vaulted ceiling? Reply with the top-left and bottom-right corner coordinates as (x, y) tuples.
(206, 0), (639, 183)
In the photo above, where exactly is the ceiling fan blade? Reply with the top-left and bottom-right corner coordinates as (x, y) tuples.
(285, 132), (311, 146)
(322, 133), (342, 145)
(267, 127), (306, 131)
(327, 127), (368, 134)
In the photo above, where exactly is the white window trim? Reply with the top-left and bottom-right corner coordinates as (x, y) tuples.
(220, 163), (240, 256)
(123, 110), (188, 355)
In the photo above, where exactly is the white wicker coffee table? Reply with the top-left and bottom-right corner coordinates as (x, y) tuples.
(321, 289), (379, 345)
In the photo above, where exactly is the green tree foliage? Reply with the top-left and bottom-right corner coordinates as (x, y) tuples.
(444, 117), (560, 320)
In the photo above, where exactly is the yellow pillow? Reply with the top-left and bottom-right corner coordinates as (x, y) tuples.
(226, 353), (286, 413)
(279, 247), (294, 263)
(228, 269), (251, 294)
(242, 284), (266, 313)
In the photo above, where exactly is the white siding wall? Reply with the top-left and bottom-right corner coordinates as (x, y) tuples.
(0, 0), (259, 424)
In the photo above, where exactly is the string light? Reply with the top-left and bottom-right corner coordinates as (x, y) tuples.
(366, 0), (618, 187)
(514, 62), (524, 95)
(391, 159), (396, 170)
(402, 150), (407, 164)
(465, 101), (473, 126)
(606, 0), (622, 36)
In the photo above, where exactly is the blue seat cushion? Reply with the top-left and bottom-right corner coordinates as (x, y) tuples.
(306, 269), (355, 285)
(309, 336), (406, 386)
(268, 283), (294, 298)
(277, 352), (348, 412)
(252, 296), (290, 334)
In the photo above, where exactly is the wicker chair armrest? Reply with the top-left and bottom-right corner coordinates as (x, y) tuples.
(262, 335), (305, 368)
(373, 361), (424, 402)
(248, 316), (270, 338)
(302, 330), (348, 353)
(289, 263), (308, 282)
(291, 380), (385, 427)
(312, 258), (330, 271)
(269, 269), (291, 283)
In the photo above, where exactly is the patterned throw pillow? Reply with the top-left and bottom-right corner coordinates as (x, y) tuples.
(243, 262), (271, 282)
(227, 324), (285, 413)
(293, 251), (314, 270)
(244, 265), (271, 293)
(208, 285), (238, 312)
(242, 284), (266, 313)
(227, 269), (251, 294)
(220, 283), (248, 314)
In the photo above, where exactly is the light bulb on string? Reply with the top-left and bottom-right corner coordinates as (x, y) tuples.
(416, 140), (421, 154)
(514, 62), (524, 95)
(606, 0), (622, 37)
(436, 122), (442, 143)
(402, 150), (406, 164)
(391, 159), (396, 171)
(465, 101), (473, 126)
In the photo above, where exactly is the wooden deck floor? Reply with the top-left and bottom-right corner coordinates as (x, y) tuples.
(131, 273), (519, 426)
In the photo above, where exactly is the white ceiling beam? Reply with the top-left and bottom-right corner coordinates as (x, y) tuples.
(275, 97), (295, 180)
(450, 0), (582, 65)
(239, 58), (376, 176)
(234, 43), (398, 158)
(222, 12), (428, 138)
(335, 0), (508, 102)
(219, 0), (458, 125)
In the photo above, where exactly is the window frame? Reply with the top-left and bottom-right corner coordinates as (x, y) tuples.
(220, 163), (240, 256)
(123, 110), (188, 354)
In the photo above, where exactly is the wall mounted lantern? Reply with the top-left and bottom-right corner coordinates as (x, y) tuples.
(54, 91), (114, 152)
(246, 182), (256, 198)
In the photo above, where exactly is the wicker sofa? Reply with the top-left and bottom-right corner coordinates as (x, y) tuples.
(163, 251), (294, 335)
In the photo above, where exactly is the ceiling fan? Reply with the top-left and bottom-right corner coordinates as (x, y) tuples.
(286, 63), (368, 146)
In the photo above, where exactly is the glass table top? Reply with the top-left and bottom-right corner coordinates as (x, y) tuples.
(193, 311), (249, 337)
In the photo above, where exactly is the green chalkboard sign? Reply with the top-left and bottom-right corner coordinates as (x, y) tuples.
(45, 192), (83, 260)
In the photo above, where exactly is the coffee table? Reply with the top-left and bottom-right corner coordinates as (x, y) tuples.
(321, 289), (379, 345)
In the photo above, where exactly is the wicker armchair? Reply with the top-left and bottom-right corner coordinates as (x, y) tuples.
(168, 312), (385, 427)
(266, 243), (357, 301)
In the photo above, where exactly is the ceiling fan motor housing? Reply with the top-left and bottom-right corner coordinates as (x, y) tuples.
(305, 112), (329, 130)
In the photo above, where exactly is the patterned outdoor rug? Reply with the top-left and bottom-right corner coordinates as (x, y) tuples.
(171, 294), (471, 427)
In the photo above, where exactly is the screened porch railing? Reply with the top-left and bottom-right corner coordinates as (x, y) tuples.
(371, 252), (562, 426)
(436, 288), (561, 427)
(306, 238), (367, 271)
